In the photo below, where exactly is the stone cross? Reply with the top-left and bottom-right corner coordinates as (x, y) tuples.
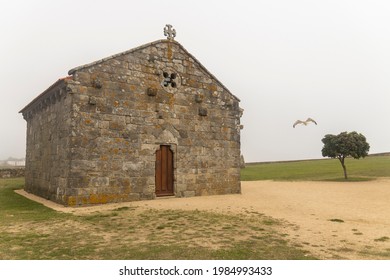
(164, 24), (176, 40)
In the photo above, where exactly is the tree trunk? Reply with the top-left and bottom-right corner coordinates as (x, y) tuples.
(338, 156), (348, 180)
(341, 162), (348, 180)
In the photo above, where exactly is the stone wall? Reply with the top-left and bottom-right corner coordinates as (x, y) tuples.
(21, 39), (242, 206)
(0, 168), (25, 178)
(22, 79), (73, 201)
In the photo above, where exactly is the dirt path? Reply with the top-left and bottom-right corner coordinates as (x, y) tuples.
(16, 179), (390, 259)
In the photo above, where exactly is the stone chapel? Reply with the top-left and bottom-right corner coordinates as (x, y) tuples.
(20, 25), (243, 206)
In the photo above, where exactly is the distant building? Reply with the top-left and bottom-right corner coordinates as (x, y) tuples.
(19, 25), (243, 206)
(6, 160), (25, 167)
(1, 158), (25, 167)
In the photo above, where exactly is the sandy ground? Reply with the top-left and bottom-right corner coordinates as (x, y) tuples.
(15, 178), (390, 259)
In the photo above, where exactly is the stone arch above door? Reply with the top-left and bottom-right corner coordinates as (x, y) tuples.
(157, 126), (179, 145)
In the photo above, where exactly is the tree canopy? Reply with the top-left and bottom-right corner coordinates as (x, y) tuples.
(321, 131), (370, 179)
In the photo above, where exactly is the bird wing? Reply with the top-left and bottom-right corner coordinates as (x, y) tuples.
(293, 120), (303, 128)
(306, 118), (317, 125)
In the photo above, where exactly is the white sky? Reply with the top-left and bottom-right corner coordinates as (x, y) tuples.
(1, 0), (389, 162)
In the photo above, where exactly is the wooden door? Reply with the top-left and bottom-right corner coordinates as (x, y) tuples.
(155, 145), (174, 196)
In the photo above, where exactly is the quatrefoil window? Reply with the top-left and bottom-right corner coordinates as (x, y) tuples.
(160, 69), (181, 93)
(162, 72), (177, 88)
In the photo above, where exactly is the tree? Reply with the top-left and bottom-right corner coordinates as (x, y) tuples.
(321, 131), (370, 179)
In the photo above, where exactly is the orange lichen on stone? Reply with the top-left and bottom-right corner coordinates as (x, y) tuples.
(167, 42), (173, 61)
(87, 193), (131, 205)
(79, 87), (87, 94)
(67, 196), (77, 207)
(167, 93), (175, 107)
(122, 179), (130, 187)
(207, 84), (217, 92)
(89, 193), (109, 204)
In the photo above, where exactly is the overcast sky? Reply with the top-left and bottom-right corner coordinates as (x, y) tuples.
(1, 0), (389, 162)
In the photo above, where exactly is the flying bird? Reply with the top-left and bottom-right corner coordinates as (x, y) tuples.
(293, 118), (317, 128)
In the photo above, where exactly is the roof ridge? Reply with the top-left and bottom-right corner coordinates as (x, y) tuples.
(68, 39), (168, 75)
(19, 76), (72, 114)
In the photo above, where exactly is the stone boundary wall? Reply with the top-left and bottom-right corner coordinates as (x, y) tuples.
(0, 168), (25, 178)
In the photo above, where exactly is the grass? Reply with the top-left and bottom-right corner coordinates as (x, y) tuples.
(374, 237), (390, 242)
(329, 219), (345, 223)
(241, 155), (390, 181)
(0, 178), (315, 260)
